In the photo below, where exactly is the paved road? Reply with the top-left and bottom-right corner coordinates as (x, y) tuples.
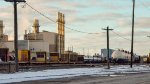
(13, 73), (150, 84)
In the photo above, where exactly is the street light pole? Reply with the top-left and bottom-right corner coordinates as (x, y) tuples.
(5, 0), (26, 72)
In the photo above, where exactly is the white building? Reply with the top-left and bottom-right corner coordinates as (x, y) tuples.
(5, 40), (49, 52)
(24, 31), (58, 52)
(24, 19), (59, 52)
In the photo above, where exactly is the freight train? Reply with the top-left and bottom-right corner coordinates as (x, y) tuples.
(16, 50), (84, 64)
(112, 49), (141, 63)
(0, 48), (15, 62)
(84, 56), (101, 63)
(1, 48), (150, 64)
(83, 49), (142, 64)
(0, 49), (84, 64)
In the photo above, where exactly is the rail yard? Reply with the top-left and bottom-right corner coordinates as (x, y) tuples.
(1, 0), (150, 84)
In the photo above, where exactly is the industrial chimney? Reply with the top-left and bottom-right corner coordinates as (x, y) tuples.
(25, 30), (27, 34)
(0, 20), (4, 35)
(32, 19), (40, 33)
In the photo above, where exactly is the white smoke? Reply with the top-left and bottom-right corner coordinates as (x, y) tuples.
(18, 4), (32, 40)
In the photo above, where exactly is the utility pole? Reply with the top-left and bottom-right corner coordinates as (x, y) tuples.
(147, 36), (150, 63)
(147, 35), (150, 55)
(102, 26), (113, 69)
(88, 48), (89, 56)
(83, 48), (85, 55)
(131, 0), (135, 68)
(5, 0), (26, 72)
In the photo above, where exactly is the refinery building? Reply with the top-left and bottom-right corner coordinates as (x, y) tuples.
(5, 19), (58, 53)
(0, 12), (84, 64)
(0, 12), (67, 63)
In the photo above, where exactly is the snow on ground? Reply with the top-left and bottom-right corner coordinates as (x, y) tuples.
(0, 65), (150, 84)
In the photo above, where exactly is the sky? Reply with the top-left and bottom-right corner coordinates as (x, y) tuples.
(1, 0), (150, 55)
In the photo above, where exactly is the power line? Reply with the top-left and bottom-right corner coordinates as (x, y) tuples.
(111, 31), (131, 41)
(25, 2), (101, 35)
(140, 1), (150, 10)
(25, 3), (56, 23)
(25, 2), (147, 39)
(111, 30), (149, 43)
(65, 26), (101, 34)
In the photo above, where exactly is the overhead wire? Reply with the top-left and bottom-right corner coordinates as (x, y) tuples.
(25, 3), (56, 23)
(65, 26), (101, 34)
(140, 1), (150, 10)
(111, 30), (150, 43)
(111, 31), (131, 41)
(25, 2), (101, 35)
(25, 2), (141, 41)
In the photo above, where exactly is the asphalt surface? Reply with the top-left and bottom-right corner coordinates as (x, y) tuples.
(13, 72), (150, 84)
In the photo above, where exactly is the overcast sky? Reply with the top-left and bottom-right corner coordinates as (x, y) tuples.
(1, 0), (150, 55)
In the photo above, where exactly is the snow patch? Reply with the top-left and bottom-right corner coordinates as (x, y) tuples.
(0, 65), (150, 84)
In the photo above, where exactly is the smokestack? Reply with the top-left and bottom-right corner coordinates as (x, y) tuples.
(0, 20), (4, 35)
(32, 19), (40, 33)
(29, 30), (31, 34)
(25, 30), (27, 34)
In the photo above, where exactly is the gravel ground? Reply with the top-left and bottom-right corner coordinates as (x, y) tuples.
(12, 72), (150, 84)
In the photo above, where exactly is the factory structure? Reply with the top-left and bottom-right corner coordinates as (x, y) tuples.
(0, 12), (147, 64)
(0, 12), (84, 64)
(22, 12), (65, 54)
(0, 16), (148, 64)
(0, 20), (8, 43)
(5, 12), (64, 53)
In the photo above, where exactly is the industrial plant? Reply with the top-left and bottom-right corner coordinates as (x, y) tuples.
(0, 12), (84, 68)
(0, 13), (150, 73)
(0, 0), (150, 74)
(0, 15), (149, 65)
